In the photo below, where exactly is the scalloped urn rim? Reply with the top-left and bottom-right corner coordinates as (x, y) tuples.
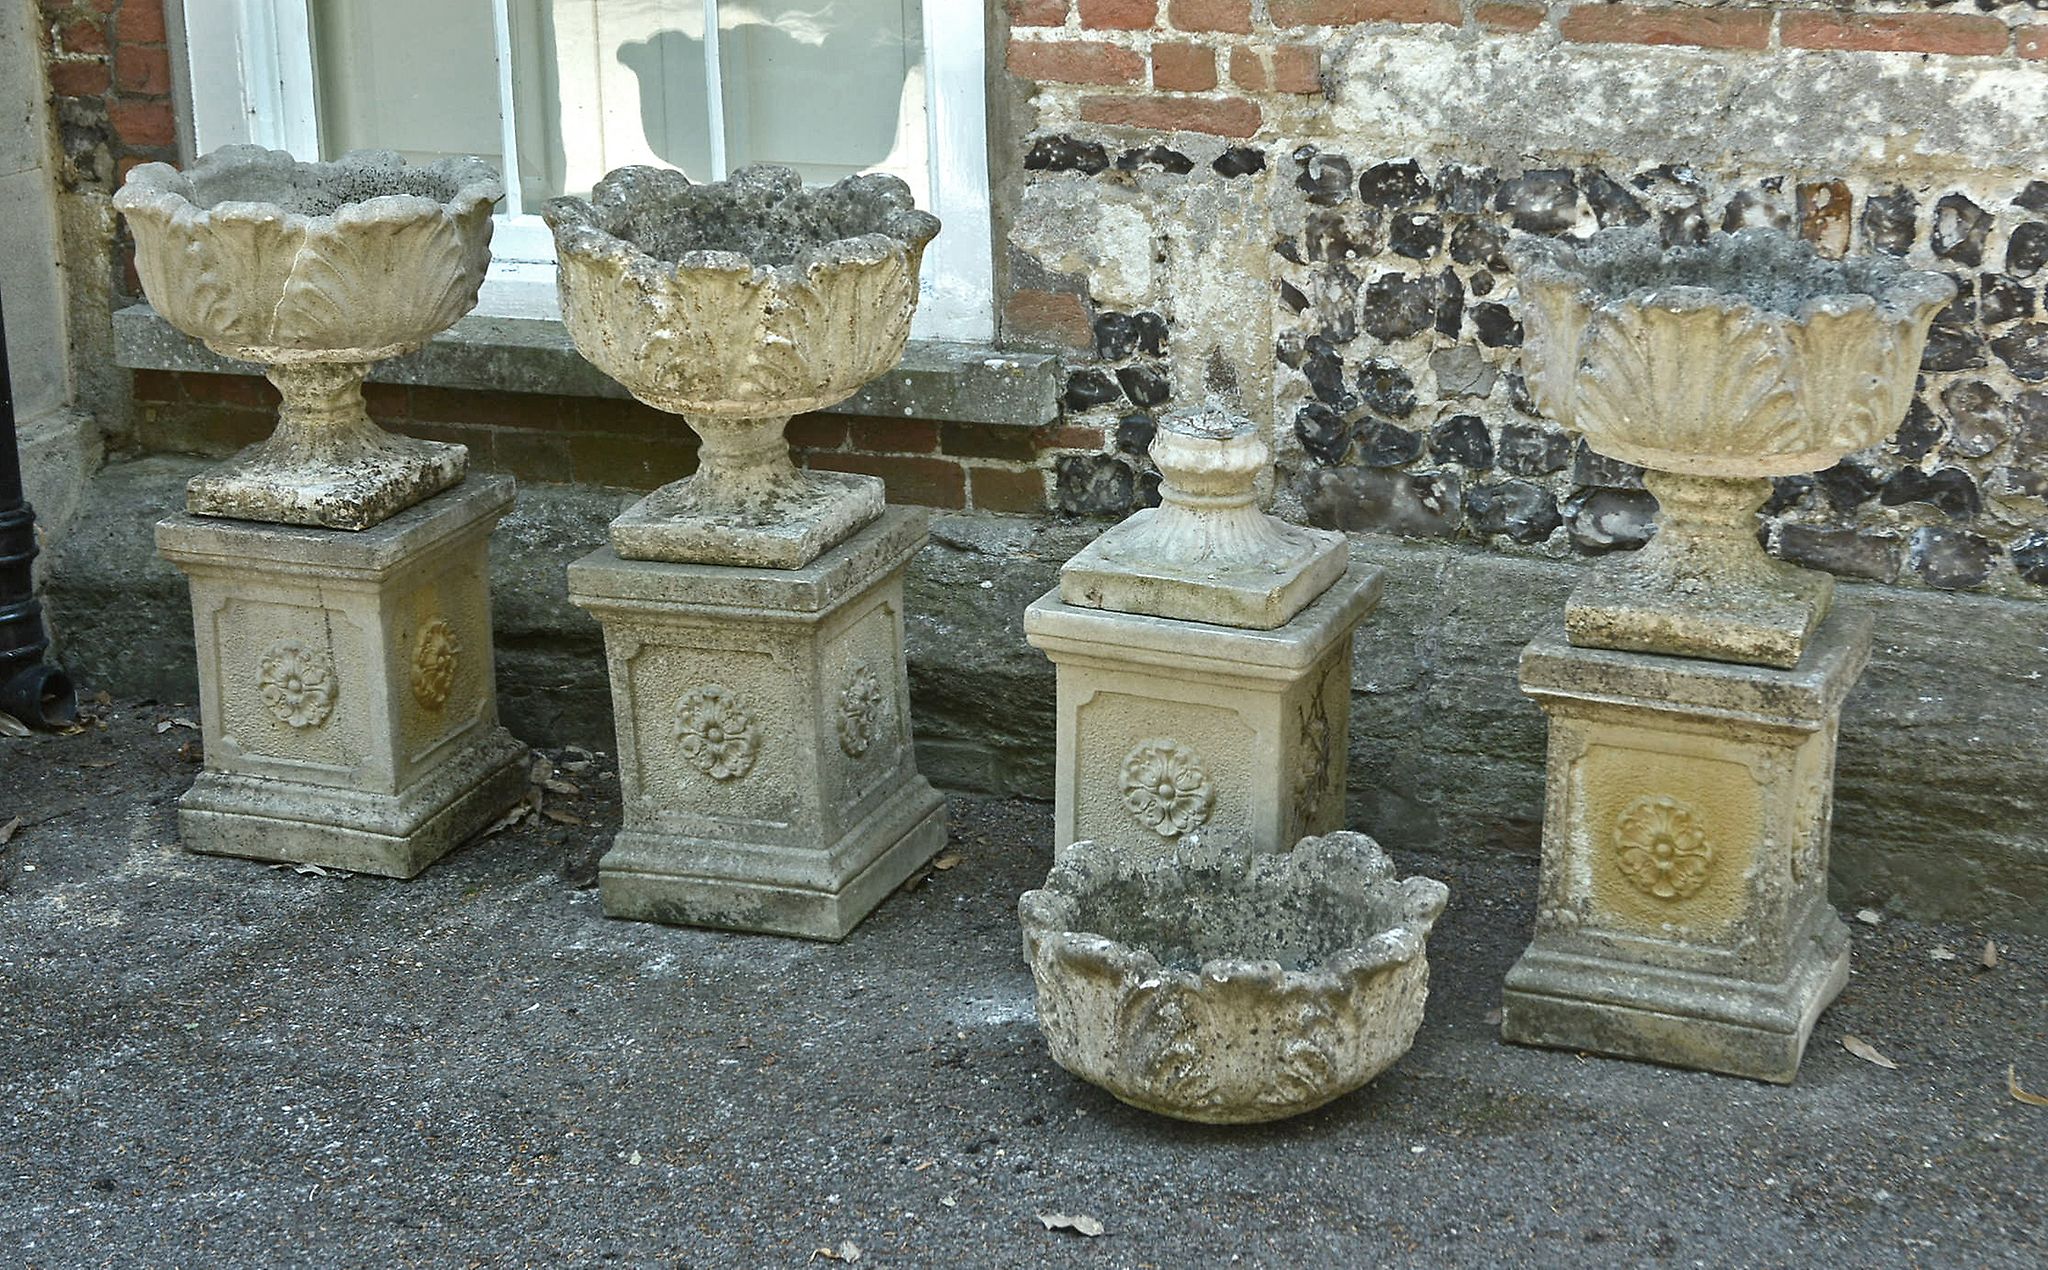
(114, 144), (502, 365)
(1509, 226), (1955, 480)
(543, 163), (940, 418)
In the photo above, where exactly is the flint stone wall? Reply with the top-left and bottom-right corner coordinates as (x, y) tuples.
(1004, 6), (2048, 596)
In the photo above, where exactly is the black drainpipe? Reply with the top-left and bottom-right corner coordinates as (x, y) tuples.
(0, 288), (79, 729)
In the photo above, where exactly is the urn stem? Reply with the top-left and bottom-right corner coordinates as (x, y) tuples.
(263, 362), (402, 463)
(685, 413), (801, 499)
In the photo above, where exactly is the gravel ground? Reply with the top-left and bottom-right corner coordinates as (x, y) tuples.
(2, 700), (2043, 1268)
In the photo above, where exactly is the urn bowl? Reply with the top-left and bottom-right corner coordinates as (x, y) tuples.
(544, 164), (939, 418)
(115, 145), (501, 365)
(1511, 226), (1953, 480)
(1019, 831), (1448, 1124)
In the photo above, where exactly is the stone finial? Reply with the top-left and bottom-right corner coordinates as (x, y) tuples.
(1058, 397), (1348, 629)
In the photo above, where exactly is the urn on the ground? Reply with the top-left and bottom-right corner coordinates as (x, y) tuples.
(1026, 399), (1381, 857)
(1020, 830), (1448, 1123)
(116, 146), (501, 530)
(1511, 227), (1951, 669)
(546, 164), (939, 569)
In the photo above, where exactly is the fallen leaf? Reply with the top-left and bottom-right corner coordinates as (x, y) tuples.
(0, 711), (28, 738)
(931, 852), (963, 871)
(529, 756), (554, 784)
(542, 808), (584, 826)
(1855, 908), (1883, 926)
(1037, 1212), (1105, 1238)
(811, 1242), (861, 1263)
(2010, 1066), (2048, 1108)
(1981, 939), (2000, 970)
(481, 796), (535, 838)
(154, 720), (174, 734)
(291, 863), (330, 877)
(0, 817), (21, 844)
(1843, 1035), (1899, 1070)
(543, 778), (581, 797)
(1929, 947), (1958, 962)
(168, 717), (198, 731)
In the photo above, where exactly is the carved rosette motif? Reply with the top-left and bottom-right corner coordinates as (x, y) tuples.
(836, 663), (886, 757)
(674, 685), (760, 781)
(258, 641), (336, 729)
(1120, 739), (1215, 838)
(411, 619), (461, 710)
(1614, 795), (1715, 900)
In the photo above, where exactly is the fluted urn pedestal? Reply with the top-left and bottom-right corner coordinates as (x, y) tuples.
(119, 148), (524, 875)
(1025, 400), (1382, 859)
(553, 165), (945, 938)
(1501, 228), (1952, 1081)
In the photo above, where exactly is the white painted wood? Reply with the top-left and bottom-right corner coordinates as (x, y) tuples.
(179, 0), (994, 340)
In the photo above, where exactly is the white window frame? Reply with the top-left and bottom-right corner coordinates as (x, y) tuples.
(176, 0), (994, 342)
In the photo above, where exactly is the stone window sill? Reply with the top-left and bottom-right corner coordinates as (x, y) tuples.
(111, 304), (1063, 429)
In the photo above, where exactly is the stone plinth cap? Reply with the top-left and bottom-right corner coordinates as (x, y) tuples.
(1059, 398), (1349, 630)
(1028, 560), (1383, 684)
(1520, 604), (1874, 728)
(155, 475), (513, 580)
(567, 506), (927, 619)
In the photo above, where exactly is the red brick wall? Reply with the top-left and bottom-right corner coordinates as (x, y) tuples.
(40, 0), (175, 193)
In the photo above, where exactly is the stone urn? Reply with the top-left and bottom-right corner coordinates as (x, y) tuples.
(544, 164), (940, 568)
(1019, 830), (1448, 1124)
(1512, 227), (1953, 668)
(116, 146), (501, 530)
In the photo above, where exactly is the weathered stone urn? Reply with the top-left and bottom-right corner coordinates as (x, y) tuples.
(1020, 831), (1448, 1123)
(1500, 227), (1949, 1082)
(1512, 226), (1952, 668)
(1026, 399), (1382, 858)
(546, 164), (939, 569)
(117, 146), (501, 530)
(560, 164), (946, 939)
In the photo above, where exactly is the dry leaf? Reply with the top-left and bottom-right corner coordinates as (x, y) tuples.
(1842, 1035), (1899, 1070)
(931, 852), (963, 871)
(0, 817), (21, 845)
(541, 808), (584, 826)
(543, 779), (581, 797)
(291, 862), (330, 877)
(1037, 1212), (1105, 1238)
(1929, 947), (1958, 962)
(1855, 908), (1883, 926)
(2009, 1066), (2048, 1108)
(811, 1242), (861, 1263)
(168, 717), (198, 731)
(154, 720), (174, 734)
(1981, 939), (2000, 970)
(0, 711), (29, 738)
(481, 796), (535, 838)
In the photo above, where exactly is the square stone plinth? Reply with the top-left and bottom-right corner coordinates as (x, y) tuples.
(1024, 562), (1383, 858)
(567, 507), (946, 941)
(1501, 607), (1874, 1083)
(155, 477), (529, 878)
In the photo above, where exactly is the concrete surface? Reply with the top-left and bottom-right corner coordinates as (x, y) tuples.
(1, 702), (2042, 1265)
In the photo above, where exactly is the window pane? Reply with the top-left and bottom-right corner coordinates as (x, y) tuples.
(311, 0), (504, 170)
(508, 1), (716, 205)
(718, 1), (924, 189)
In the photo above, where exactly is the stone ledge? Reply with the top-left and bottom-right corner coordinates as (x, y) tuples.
(111, 305), (1064, 429)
